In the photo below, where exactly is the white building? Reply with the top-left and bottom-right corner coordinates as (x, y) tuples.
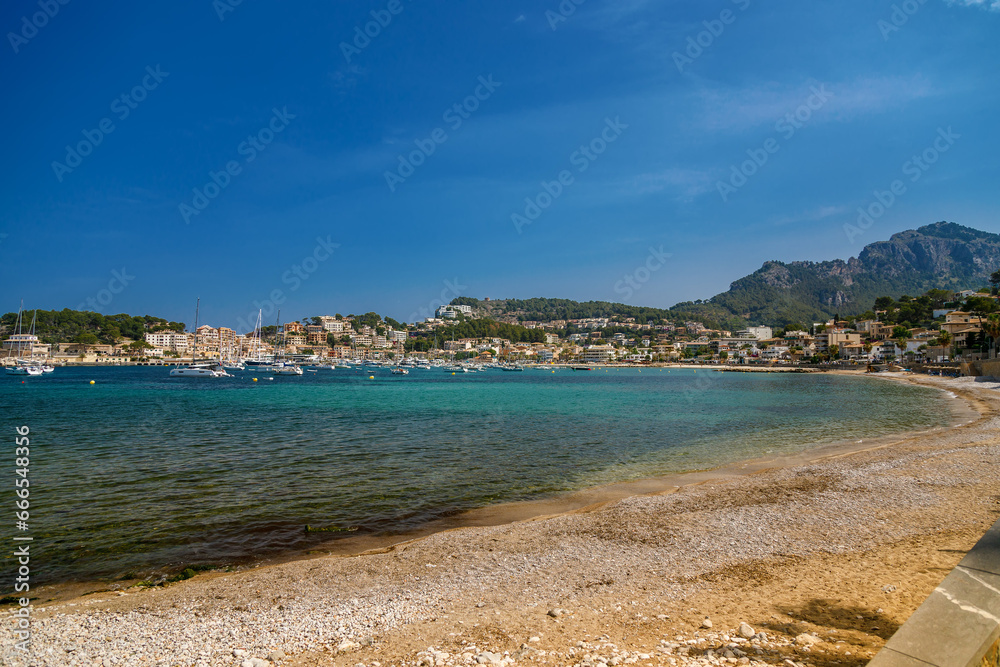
(318, 316), (345, 333)
(145, 331), (189, 352)
(581, 344), (616, 364)
(737, 326), (773, 341)
(436, 304), (473, 319)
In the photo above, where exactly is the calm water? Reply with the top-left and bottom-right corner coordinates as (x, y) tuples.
(0, 366), (950, 585)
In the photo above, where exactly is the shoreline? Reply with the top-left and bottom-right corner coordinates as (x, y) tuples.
(19, 370), (967, 606)
(8, 373), (998, 666)
(15, 366), (968, 606)
(8, 372), (997, 665)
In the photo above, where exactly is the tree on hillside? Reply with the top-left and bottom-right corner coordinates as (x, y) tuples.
(990, 269), (1000, 295)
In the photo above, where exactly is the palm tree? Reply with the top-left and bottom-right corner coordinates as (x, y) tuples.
(982, 314), (1000, 359)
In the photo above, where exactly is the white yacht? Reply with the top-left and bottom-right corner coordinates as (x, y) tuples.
(7, 361), (43, 377)
(170, 360), (229, 378)
(272, 362), (303, 376)
(169, 299), (231, 378)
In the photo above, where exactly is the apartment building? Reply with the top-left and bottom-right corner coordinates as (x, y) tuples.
(144, 331), (189, 352)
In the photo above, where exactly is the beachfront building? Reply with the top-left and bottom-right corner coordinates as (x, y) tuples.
(873, 340), (903, 361)
(2, 331), (39, 352)
(762, 345), (789, 361)
(581, 344), (615, 364)
(144, 331), (190, 353)
(815, 331), (861, 355)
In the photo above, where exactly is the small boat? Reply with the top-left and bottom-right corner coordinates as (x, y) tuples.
(170, 361), (230, 378)
(571, 366), (593, 371)
(272, 362), (304, 376)
(7, 364), (43, 376)
(391, 367), (409, 375)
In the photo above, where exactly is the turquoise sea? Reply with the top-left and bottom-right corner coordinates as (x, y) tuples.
(0, 366), (950, 586)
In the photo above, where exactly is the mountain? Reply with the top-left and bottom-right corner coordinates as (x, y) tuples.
(459, 222), (1000, 329)
(709, 222), (1000, 325)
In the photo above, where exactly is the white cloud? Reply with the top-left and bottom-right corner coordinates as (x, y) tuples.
(690, 75), (937, 133)
(946, 0), (1000, 11)
(622, 168), (715, 200)
(514, 14), (525, 23)
(768, 205), (849, 228)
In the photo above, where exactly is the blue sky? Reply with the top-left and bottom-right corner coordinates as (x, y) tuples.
(1, 0), (998, 330)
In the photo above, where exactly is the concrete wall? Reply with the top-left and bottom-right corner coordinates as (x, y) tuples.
(869, 517), (1000, 666)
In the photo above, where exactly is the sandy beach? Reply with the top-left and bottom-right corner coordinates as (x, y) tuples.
(5, 371), (1000, 667)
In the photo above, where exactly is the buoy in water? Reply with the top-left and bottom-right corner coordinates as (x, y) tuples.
(253, 378), (258, 382)
(89, 380), (95, 384)
(369, 375), (375, 379)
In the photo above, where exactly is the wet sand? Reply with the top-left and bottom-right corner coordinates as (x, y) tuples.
(5, 371), (998, 667)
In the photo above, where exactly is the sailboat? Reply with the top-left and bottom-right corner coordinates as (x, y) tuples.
(242, 310), (272, 369)
(169, 299), (230, 378)
(26, 310), (53, 373)
(270, 311), (302, 376)
(5, 302), (43, 376)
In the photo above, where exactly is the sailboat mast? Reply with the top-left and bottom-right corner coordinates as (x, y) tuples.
(276, 309), (281, 361)
(194, 298), (200, 362)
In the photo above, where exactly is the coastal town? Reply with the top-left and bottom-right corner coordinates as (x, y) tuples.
(3, 289), (998, 369)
